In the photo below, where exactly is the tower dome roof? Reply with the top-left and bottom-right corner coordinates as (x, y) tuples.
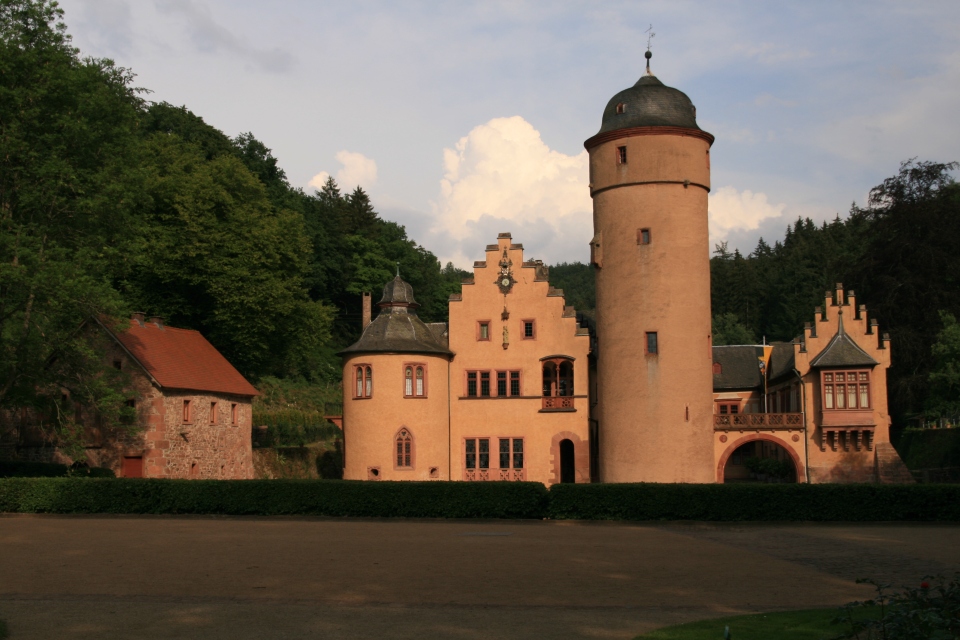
(596, 73), (701, 135)
(378, 275), (417, 307)
(338, 276), (451, 357)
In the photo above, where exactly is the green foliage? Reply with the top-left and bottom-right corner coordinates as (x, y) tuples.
(0, 0), (144, 428)
(546, 483), (960, 521)
(0, 478), (549, 518)
(712, 313), (757, 346)
(547, 262), (595, 312)
(835, 576), (960, 639)
(895, 428), (960, 470)
(0, 460), (114, 478)
(251, 409), (341, 448)
(253, 376), (341, 412)
(636, 608), (868, 640)
(927, 312), (960, 419)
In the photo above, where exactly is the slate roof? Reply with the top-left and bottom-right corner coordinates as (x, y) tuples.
(595, 72), (702, 136)
(713, 345), (764, 391)
(768, 342), (798, 383)
(339, 277), (452, 357)
(809, 313), (878, 368)
(109, 320), (259, 397)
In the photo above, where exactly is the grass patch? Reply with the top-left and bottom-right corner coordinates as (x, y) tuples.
(635, 607), (878, 640)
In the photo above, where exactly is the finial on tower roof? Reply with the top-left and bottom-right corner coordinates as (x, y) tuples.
(396, 261), (400, 277)
(644, 24), (655, 75)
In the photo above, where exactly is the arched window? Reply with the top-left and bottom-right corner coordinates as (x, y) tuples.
(541, 358), (574, 397)
(404, 363), (427, 397)
(396, 428), (413, 468)
(355, 364), (373, 398)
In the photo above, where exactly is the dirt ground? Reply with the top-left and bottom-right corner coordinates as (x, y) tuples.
(1, 516), (958, 639)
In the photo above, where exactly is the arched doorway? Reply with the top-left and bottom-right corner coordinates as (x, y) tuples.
(559, 439), (575, 483)
(721, 437), (799, 483)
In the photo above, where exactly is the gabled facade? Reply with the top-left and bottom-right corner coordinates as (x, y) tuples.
(340, 234), (592, 485)
(712, 285), (911, 483)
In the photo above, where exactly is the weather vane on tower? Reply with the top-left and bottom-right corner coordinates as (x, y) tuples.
(644, 24), (655, 74)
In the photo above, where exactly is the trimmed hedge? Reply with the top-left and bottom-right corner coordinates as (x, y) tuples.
(547, 483), (960, 521)
(0, 461), (115, 478)
(2, 479), (960, 521)
(0, 478), (548, 519)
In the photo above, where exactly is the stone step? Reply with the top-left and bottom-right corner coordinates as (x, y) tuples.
(875, 443), (915, 484)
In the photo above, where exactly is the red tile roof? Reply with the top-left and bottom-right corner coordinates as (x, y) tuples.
(112, 321), (259, 397)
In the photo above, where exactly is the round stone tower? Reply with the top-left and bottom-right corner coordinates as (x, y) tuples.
(339, 276), (452, 481)
(585, 52), (715, 482)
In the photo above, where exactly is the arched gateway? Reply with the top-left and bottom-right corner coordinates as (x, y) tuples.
(718, 434), (802, 483)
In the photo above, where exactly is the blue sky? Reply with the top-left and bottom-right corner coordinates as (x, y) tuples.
(57, 0), (960, 266)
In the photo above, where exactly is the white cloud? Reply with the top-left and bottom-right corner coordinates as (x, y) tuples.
(429, 116), (592, 266)
(308, 150), (378, 191)
(708, 186), (786, 246)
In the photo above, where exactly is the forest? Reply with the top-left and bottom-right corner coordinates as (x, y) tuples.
(2, 0), (957, 439)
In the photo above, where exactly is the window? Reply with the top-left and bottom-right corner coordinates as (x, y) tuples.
(354, 365), (373, 398)
(467, 371), (478, 397)
(113, 359), (122, 370)
(182, 400), (192, 423)
(646, 332), (658, 355)
(480, 371), (491, 397)
(396, 428), (413, 468)
(822, 370), (871, 411)
(499, 438), (524, 469)
(542, 359), (574, 397)
(231, 403), (239, 425)
(465, 438), (490, 470)
(209, 401), (217, 424)
(615, 102), (626, 114)
(404, 364), (427, 397)
(638, 228), (651, 245)
(478, 321), (490, 341)
(510, 371), (521, 396)
(717, 402), (740, 415)
(617, 146), (627, 165)
(522, 320), (536, 339)
(713, 362), (722, 375)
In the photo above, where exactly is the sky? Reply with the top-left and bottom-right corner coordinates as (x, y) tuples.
(56, 0), (960, 267)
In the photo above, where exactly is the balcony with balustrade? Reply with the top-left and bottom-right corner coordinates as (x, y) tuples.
(713, 412), (803, 431)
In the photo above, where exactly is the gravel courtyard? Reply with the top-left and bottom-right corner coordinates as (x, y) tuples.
(1, 516), (958, 639)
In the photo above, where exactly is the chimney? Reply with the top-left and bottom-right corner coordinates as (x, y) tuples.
(131, 312), (145, 326)
(362, 292), (372, 330)
(149, 316), (164, 329)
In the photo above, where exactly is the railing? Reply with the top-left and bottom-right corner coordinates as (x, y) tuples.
(714, 413), (803, 430)
(542, 396), (574, 411)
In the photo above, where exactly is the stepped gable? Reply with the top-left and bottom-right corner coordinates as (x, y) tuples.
(105, 317), (258, 396)
(809, 311), (878, 368)
(712, 345), (764, 391)
(339, 276), (452, 356)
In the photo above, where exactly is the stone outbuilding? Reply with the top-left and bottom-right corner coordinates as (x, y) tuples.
(97, 314), (259, 479)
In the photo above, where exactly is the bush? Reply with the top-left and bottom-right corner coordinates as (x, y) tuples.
(896, 428), (960, 470)
(835, 575), (960, 639)
(0, 461), (115, 478)
(0, 478), (548, 519)
(547, 483), (960, 521)
(252, 408), (341, 447)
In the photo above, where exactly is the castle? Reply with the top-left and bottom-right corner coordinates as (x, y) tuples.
(339, 54), (911, 485)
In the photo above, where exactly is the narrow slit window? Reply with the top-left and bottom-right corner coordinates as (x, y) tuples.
(182, 400), (191, 423)
(638, 228), (651, 245)
(646, 332), (658, 355)
(209, 401), (217, 424)
(617, 146), (627, 165)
